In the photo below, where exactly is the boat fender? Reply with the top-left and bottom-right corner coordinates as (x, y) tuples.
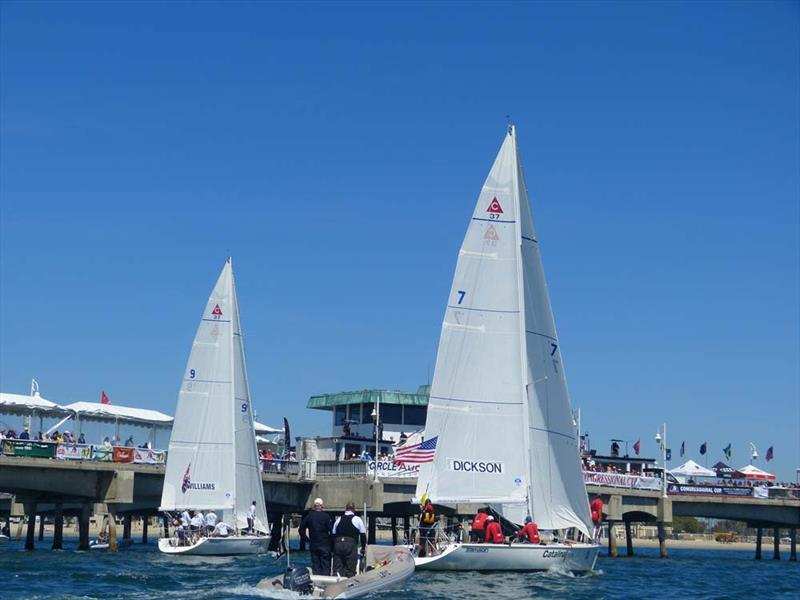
(283, 566), (313, 595)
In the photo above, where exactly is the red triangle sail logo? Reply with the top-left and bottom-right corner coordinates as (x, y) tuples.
(211, 304), (223, 317)
(486, 197), (504, 214)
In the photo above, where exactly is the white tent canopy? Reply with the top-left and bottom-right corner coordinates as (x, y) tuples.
(253, 420), (283, 435)
(734, 464), (776, 481)
(0, 392), (70, 417)
(63, 401), (173, 427)
(670, 459), (717, 478)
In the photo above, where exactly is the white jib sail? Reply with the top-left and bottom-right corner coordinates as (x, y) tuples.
(160, 259), (269, 534)
(515, 135), (593, 538)
(416, 129), (529, 509)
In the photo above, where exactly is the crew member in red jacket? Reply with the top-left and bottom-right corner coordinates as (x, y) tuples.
(484, 515), (504, 544)
(517, 516), (540, 544)
(469, 509), (489, 543)
(590, 497), (604, 539)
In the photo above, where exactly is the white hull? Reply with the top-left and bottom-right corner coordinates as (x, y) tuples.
(259, 545), (414, 599)
(415, 542), (600, 572)
(0, 534), (9, 543)
(158, 535), (269, 556)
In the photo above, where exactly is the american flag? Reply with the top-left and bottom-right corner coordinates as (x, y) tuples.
(394, 436), (438, 465)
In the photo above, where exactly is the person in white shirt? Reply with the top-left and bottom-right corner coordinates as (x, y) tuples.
(190, 511), (205, 533)
(247, 501), (257, 534)
(212, 521), (231, 538)
(180, 510), (191, 528)
(331, 502), (367, 577)
(205, 511), (218, 534)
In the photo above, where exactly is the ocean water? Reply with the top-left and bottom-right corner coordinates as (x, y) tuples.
(1, 539), (798, 600)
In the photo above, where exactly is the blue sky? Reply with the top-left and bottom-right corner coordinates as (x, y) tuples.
(1, 1), (798, 480)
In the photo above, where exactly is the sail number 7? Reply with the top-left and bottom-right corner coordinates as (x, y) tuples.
(457, 290), (466, 304)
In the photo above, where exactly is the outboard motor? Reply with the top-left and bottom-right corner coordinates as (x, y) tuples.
(283, 566), (314, 595)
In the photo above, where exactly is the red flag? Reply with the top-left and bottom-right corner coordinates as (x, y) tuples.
(633, 439), (641, 455)
(101, 390), (110, 405)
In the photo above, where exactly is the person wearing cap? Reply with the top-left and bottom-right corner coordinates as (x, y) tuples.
(484, 515), (504, 544)
(299, 498), (333, 575)
(18, 426), (30, 440)
(517, 516), (540, 544)
(331, 501), (366, 577)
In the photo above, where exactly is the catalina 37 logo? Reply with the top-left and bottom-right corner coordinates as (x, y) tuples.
(447, 459), (504, 474)
(181, 463), (216, 493)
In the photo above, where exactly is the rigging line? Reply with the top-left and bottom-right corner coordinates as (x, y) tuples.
(528, 426), (576, 441)
(430, 395), (523, 406)
(471, 217), (516, 224)
(525, 330), (557, 342)
(447, 305), (519, 314)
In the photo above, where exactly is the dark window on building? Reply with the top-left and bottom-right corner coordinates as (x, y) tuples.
(404, 405), (427, 426)
(380, 404), (402, 424)
(344, 444), (362, 459)
(349, 404), (361, 423)
(334, 405), (347, 426)
(361, 403), (375, 424)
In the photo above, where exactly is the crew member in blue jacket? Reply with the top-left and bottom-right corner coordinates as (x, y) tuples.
(299, 498), (333, 575)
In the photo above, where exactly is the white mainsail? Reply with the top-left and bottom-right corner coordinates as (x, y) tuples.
(160, 259), (269, 535)
(416, 127), (592, 538)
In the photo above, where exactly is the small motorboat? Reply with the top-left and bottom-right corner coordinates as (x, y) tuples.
(90, 538), (134, 551)
(257, 545), (415, 599)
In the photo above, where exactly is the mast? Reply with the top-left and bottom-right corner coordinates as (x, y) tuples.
(509, 125), (535, 518)
(227, 257), (238, 529)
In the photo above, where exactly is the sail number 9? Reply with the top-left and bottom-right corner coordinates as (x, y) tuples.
(189, 369), (196, 379)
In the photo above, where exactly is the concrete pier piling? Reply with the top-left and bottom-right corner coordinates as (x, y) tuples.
(790, 528), (797, 561)
(123, 514), (132, 541)
(38, 514), (45, 541)
(403, 516), (410, 544)
(142, 516), (149, 544)
(773, 528), (780, 560)
(367, 514), (376, 544)
(25, 503), (37, 550)
(657, 523), (668, 558)
(624, 521), (634, 556)
(390, 516), (398, 544)
(78, 503), (90, 551)
(52, 503), (64, 550)
(607, 522), (618, 557)
(107, 512), (118, 552)
(755, 527), (762, 560)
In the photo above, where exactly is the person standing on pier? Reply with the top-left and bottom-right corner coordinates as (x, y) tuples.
(299, 498), (333, 575)
(332, 502), (366, 577)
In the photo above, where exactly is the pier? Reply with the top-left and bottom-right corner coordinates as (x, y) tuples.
(0, 455), (797, 560)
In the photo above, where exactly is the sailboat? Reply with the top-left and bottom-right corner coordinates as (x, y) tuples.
(158, 258), (270, 555)
(413, 126), (600, 572)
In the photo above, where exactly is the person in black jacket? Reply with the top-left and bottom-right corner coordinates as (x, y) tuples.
(299, 498), (333, 575)
(331, 501), (367, 577)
